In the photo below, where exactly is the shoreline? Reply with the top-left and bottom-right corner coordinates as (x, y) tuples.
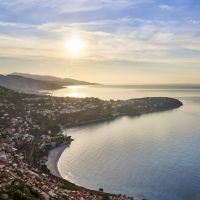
(45, 116), (119, 179)
(45, 104), (183, 177)
(46, 143), (69, 178)
(45, 140), (131, 198)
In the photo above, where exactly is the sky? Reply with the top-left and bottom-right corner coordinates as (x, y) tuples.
(0, 0), (200, 84)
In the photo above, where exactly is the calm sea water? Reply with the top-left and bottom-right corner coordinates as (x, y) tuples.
(52, 85), (200, 200)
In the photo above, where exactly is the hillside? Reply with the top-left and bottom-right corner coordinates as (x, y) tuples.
(11, 72), (98, 86)
(0, 75), (62, 93)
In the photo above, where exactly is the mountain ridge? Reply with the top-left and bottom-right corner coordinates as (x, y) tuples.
(10, 72), (98, 86)
(0, 73), (98, 93)
(0, 74), (62, 93)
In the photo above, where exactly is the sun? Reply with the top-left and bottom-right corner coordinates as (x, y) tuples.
(65, 37), (85, 56)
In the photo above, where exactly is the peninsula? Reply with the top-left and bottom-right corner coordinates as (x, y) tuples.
(0, 85), (182, 200)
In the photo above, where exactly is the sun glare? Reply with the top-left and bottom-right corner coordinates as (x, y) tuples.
(65, 37), (85, 56)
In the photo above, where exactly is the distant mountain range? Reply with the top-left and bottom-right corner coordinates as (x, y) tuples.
(0, 73), (97, 93)
(11, 72), (97, 86)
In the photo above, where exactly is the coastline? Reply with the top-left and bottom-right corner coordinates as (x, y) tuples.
(45, 141), (129, 198)
(46, 143), (68, 178)
(0, 86), (185, 199)
(44, 97), (183, 199)
(45, 116), (118, 178)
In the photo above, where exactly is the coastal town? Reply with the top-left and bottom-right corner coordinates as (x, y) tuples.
(0, 142), (134, 200)
(0, 85), (182, 199)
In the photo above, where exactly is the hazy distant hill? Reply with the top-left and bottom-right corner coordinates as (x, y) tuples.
(11, 72), (97, 86)
(0, 75), (62, 93)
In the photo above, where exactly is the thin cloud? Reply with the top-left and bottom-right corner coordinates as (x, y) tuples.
(0, 0), (151, 14)
(159, 4), (173, 11)
(0, 18), (200, 63)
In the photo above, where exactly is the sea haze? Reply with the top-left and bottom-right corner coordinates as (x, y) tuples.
(49, 84), (200, 100)
(52, 85), (200, 200)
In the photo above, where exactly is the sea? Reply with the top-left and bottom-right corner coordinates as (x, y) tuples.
(50, 85), (200, 200)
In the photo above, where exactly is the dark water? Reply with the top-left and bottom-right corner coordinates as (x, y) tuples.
(55, 86), (200, 200)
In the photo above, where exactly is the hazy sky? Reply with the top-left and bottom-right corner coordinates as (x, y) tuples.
(0, 0), (200, 84)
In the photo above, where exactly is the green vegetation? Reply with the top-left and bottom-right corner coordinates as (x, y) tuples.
(0, 182), (38, 200)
